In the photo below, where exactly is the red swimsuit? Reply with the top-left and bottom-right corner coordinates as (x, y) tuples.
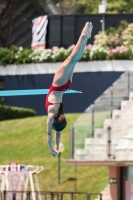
(45, 80), (71, 111)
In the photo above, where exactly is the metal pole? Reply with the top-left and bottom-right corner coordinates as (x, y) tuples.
(107, 126), (111, 159)
(70, 126), (75, 159)
(100, 193), (102, 200)
(102, 14), (105, 32)
(87, 193), (90, 200)
(71, 193), (74, 200)
(51, 192), (54, 200)
(58, 152), (61, 184)
(12, 192), (16, 200)
(127, 71), (130, 99)
(36, 193), (38, 200)
(110, 86), (113, 118)
(4, 191), (6, 200)
(27, 192), (30, 200)
(61, 193), (63, 200)
(0, 191), (2, 200)
(91, 104), (94, 138)
(60, 16), (62, 47)
(74, 162), (77, 193)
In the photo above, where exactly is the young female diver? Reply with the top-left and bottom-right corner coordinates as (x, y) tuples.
(45, 22), (93, 157)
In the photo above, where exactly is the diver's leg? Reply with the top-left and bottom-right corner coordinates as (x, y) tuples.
(53, 22), (93, 86)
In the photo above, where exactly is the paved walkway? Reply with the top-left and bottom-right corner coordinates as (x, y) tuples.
(94, 184), (112, 200)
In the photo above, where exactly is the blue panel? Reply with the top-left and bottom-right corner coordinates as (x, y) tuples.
(0, 72), (123, 115)
(0, 89), (82, 96)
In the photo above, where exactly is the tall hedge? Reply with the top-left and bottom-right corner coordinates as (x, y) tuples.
(0, 105), (36, 121)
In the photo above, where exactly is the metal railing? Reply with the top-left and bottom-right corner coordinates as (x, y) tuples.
(72, 71), (133, 145)
(0, 191), (103, 200)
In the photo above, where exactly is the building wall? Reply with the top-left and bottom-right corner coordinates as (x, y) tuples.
(47, 14), (133, 48)
(2, 2), (133, 48)
(0, 72), (123, 115)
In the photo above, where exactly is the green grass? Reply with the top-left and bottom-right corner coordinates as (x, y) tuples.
(0, 113), (108, 196)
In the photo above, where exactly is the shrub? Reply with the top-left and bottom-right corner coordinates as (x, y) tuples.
(107, 34), (121, 48)
(90, 45), (108, 60)
(53, 48), (71, 62)
(107, 46), (133, 60)
(94, 32), (109, 48)
(0, 32), (133, 65)
(121, 24), (133, 48)
(94, 20), (133, 49)
(0, 48), (15, 66)
(9, 45), (19, 53)
(14, 47), (33, 65)
(0, 105), (36, 121)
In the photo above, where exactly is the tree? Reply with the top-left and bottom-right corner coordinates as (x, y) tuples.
(52, 0), (133, 14)
(0, 0), (17, 47)
(52, 0), (78, 14)
(0, 0), (46, 47)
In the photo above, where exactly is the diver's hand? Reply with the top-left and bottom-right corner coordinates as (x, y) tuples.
(51, 150), (59, 157)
